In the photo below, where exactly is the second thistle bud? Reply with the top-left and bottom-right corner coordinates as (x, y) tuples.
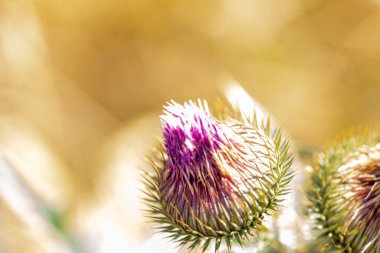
(340, 144), (380, 252)
(143, 100), (294, 252)
(308, 132), (380, 252)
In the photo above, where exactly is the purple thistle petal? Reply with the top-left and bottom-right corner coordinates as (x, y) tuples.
(161, 100), (224, 169)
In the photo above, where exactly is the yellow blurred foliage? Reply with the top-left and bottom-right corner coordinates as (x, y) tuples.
(1, 0), (380, 252)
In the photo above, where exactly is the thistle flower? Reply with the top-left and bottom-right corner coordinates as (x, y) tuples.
(308, 132), (380, 253)
(142, 100), (294, 252)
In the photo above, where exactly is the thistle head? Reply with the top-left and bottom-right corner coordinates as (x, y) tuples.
(308, 132), (380, 252)
(341, 145), (380, 251)
(143, 99), (294, 252)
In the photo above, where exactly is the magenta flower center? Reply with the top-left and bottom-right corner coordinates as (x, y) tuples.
(161, 101), (223, 169)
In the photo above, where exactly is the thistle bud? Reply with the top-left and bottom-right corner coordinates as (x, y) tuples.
(308, 132), (380, 252)
(142, 100), (294, 252)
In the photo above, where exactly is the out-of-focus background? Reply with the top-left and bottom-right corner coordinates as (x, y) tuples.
(1, 0), (380, 252)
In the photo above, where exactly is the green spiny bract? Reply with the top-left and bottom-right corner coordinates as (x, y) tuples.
(308, 131), (380, 253)
(142, 100), (294, 252)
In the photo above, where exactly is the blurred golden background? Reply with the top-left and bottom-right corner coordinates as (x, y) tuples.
(1, 0), (380, 252)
